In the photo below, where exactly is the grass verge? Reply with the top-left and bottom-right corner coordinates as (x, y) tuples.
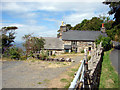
(99, 50), (119, 88)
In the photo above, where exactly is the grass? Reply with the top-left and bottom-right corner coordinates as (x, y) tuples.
(63, 65), (80, 88)
(43, 79), (50, 83)
(31, 60), (35, 62)
(71, 68), (78, 72)
(60, 78), (68, 82)
(64, 78), (74, 88)
(99, 50), (119, 88)
(37, 82), (42, 84)
(67, 72), (75, 77)
(63, 63), (67, 65)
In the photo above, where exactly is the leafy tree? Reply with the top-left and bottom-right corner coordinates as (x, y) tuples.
(0, 26), (18, 55)
(103, 1), (120, 25)
(22, 34), (45, 58)
(9, 46), (23, 60)
(71, 19), (88, 30)
(71, 17), (103, 31)
(30, 37), (45, 53)
(22, 34), (32, 58)
(95, 35), (112, 51)
(66, 24), (72, 30)
(102, 1), (120, 42)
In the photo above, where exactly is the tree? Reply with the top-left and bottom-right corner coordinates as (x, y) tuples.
(103, 1), (120, 25)
(95, 35), (112, 51)
(0, 26), (18, 54)
(30, 37), (45, 53)
(9, 46), (23, 60)
(66, 24), (72, 30)
(22, 34), (45, 58)
(22, 34), (32, 58)
(71, 19), (88, 30)
(103, 1), (120, 42)
(71, 17), (103, 31)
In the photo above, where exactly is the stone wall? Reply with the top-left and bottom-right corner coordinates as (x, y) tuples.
(86, 42), (103, 88)
(63, 40), (95, 53)
(42, 50), (64, 56)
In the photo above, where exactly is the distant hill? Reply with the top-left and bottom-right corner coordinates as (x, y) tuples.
(14, 42), (25, 51)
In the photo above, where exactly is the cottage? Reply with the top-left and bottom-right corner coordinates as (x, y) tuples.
(42, 22), (107, 55)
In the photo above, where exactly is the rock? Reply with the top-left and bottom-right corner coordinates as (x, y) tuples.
(65, 58), (71, 62)
(71, 60), (75, 62)
(59, 58), (65, 62)
(54, 58), (59, 61)
(49, 58), (52, 61)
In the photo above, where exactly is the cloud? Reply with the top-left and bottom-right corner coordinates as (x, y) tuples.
(1, 0), (105, 3)
(5, 23), (57, 42)
(1, 0), (110, 42)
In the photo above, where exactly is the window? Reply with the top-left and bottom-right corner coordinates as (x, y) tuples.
(71, 41), (77, 45)
(65, 49), (69, 53)
(88, 47), (91, 51)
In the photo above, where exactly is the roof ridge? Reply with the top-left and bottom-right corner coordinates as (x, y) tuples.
(68, 30), (101, 32)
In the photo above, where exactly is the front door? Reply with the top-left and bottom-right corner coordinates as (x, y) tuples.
(50, 51), (52, 55)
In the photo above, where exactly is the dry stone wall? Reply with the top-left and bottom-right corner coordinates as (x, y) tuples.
(87, 42), (103, 88)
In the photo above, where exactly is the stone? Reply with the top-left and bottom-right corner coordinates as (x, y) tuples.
(59, 58), (65, 62)
(71, 60), (75, 62)
(65, 58), (71, 62)
(54, 58), (59, 61)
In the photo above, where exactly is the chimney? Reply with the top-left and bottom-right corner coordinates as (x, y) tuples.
(58, 21), (67, 39)
(101, 23), (106, 33)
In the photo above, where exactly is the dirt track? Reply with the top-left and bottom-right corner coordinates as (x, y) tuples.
(2, 54), (84, 88)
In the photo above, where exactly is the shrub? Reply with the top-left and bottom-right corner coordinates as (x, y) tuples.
(9, 47), (21, 60)
(95, 35), (112, 51)
(81, 50), (84, 53)
(20, 55), (26, 60)
(52, 54), (56, 56)
(40, 50), (49, 60)
(88, 56), (91, 61)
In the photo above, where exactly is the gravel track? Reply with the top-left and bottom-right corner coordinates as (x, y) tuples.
(2, 55), (84, 88)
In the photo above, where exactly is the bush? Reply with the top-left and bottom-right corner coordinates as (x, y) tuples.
(20, 55), (26, 60)
(40, 50), (49, 60)
(9, 47), (21, 60)
(52, 54), (56, 56)
(81, 50), (84, 53)
(88, 56), (91, 61)
(95, 35), (112, 51)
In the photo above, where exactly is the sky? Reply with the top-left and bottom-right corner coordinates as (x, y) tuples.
(0, 0), (113, 42)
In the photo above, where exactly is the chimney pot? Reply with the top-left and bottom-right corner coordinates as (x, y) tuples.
(102, 23), (104, 28)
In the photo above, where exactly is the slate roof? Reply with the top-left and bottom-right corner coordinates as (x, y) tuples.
(62, 30), (108, 41)
(43, 37), (63, 50)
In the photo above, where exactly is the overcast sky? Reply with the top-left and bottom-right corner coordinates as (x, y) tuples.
(1, 0), (113, 42)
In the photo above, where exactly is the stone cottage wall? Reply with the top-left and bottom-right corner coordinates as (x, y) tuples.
(63, 40), (95, 53)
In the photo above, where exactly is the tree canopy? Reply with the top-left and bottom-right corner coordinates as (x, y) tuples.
(0, 26), (18, 54)
(103, 1), (120, 42)
(71, 17), (109, 31)
(22, 34), (45, 58)
(103, 1), (120, 25)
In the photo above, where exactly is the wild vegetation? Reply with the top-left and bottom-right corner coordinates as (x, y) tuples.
(95, 35), (112, 51)
(22, 34), (45, 59)
(99, 50), (119, 88)
(0, 27), (46, 60)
